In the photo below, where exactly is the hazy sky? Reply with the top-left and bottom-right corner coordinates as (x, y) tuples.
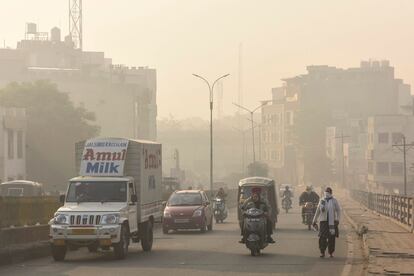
(1, 0), (413, 119)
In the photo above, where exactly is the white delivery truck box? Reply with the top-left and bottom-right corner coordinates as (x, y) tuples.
(49, 137), (162, 261)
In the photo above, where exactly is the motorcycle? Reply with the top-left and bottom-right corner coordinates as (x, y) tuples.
(282, 196), (292, 213)
(303, 202), (316, 230)
(243, 208), (268, 256)
(213, 198), (228, 223)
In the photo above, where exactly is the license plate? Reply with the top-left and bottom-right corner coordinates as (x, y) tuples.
(71, 228), (96, 235)
(174, 219), (190, 223)
(53, 239), (65, 246)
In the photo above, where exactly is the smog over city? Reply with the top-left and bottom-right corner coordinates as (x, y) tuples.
(0, 1), (413, 275)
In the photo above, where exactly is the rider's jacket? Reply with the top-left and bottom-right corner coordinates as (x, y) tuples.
(242, 197), (269, 213)
(299, 191), (319, 205)
(282, 190), (292, 198)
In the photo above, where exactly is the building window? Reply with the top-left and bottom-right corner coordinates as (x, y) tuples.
(378, 133), (389, 144)
(376, 162), (389, 176)
(17, 131), (23, 159)
(392, 133), (404, 144)
(391, 162), (403, 176)
(7, 129), (14, 159)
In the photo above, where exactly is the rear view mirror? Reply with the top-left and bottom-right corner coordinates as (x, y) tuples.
(59, 194), (65, 204)
(162, 201), (167, 207)
(131, 194), (138, 203)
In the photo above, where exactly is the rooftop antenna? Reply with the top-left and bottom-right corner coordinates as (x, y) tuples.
(69, 0), (83, 49)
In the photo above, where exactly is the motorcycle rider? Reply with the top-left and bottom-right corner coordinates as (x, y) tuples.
(239, 188), (275, 244)
(215, 187), (227, 201)
(299, 186), (320, 223)
(282, 186), (293, 208)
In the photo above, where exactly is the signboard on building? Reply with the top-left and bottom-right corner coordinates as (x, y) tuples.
(79, 138), (129, 176)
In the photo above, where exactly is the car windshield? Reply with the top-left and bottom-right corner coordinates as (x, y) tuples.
(66, 181), (127, 202)
(168, 193), (202, 206)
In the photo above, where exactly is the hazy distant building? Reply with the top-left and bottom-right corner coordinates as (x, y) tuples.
(0, 108), (26, 182)
(0, 24), (157, 140)
(366, 115), (414, 194)
(264, 60), (413, 186)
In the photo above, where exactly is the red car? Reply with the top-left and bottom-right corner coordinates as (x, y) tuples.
(162, 190), (213, 233)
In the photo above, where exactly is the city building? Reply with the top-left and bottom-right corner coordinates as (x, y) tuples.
(263, 60), (413, 187)
(366, 115), (414, 194)
(0, 108), (26, 182)
(0, 23), (157, 140)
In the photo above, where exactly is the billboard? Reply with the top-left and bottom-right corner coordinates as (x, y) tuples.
(79, 138), (129, 176)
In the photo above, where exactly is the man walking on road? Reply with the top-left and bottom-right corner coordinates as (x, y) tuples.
(312, 187), (341, 258)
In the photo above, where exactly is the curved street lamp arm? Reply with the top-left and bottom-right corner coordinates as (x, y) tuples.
(232, 102), (252, 114)
(252, 102), (269, 113)
(192, 73), (212, 100)
(212, 74), (230, 92)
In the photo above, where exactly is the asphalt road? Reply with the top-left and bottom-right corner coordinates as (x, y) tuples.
(0, 201), (351, 276)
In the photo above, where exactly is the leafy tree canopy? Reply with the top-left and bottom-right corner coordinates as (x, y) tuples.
(0, 81), (99, 191)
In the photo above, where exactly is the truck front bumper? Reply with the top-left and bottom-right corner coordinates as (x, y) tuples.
(50, 224), (121, 246)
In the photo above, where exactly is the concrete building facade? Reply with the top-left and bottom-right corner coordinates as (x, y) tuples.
(0, 25), (157, 140)
(366, 115), (414, 194)
(0, 108), (26, 182)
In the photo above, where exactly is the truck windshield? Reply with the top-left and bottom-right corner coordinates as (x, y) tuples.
(66, 181), (127, 203)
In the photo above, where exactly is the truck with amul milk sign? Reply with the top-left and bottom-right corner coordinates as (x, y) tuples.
(49, 137), (162, 261)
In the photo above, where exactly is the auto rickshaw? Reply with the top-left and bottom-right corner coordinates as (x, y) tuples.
(0, 180), (44, 197)
(237, 177), (279, 230)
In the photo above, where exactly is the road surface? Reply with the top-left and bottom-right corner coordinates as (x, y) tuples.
(0, 200), (354, 275)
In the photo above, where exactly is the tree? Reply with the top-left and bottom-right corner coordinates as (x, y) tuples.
(0, 81), (99, 190)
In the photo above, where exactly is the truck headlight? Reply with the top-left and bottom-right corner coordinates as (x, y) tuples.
(192, 209), (203, 217)
(54, 214), (69, 225)
(101, 214), (120, 225)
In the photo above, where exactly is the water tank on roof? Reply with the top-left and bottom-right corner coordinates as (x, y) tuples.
(26, 23), (37, 34)
(51, 27), (61, 42)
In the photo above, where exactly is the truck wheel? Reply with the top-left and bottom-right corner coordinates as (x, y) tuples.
(113, 225), (129, 259)
(51, 244), (67, 261)
(141, 221), (153, 252)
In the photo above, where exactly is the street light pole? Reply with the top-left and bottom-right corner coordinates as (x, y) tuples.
(193, 73), (230, 199)
(233, 102), (268, 164)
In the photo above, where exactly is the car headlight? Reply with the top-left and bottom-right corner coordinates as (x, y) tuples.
(101, 214), (120, 225)
(193, 209), (203, 217)
(54, 214), (69, 225)
(163, 211), (172, 218)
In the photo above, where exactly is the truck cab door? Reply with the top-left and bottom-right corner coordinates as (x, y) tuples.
(128, 182), (138, 232)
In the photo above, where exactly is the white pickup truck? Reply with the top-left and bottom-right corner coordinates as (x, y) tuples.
(49, 137), (163, 261)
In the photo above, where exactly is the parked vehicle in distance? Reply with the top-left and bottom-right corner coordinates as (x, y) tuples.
(0, 180), (44, 197)
(163, 190), (213, 233)
(49, 137), (163, 261)
(162, 177), (180, 201)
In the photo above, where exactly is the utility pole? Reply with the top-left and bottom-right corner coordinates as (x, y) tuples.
(393, 135), (414, 196)
(334, 131), (350, 188)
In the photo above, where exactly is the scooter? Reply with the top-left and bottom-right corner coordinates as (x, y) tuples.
(213, 198), (228, 223)
(303, 202), (316, 230)
(243, 208), (268, 256)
